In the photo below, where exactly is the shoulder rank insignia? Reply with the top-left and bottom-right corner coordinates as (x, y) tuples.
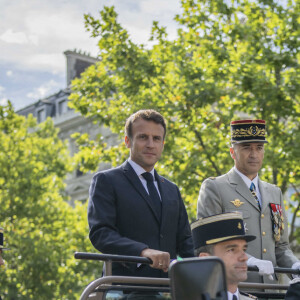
(231, 199), (244, 208)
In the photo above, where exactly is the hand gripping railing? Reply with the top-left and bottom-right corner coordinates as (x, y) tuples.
(74, 252), (153, 276)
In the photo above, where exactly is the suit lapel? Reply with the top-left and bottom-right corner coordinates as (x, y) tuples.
(258, 179), (268, 212)
(155, 170), (170, 229)
(122, 161), (161, 223)
(155, 171), (167, 207)
(228, 168), (260, 211)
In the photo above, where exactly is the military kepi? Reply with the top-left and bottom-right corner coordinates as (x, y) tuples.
(0, 228), (8, 250)
(191, 212), (256, 250)
(231, 119), (267, 144)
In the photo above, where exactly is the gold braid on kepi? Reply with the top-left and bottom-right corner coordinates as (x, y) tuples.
(191, 212), (256, 250)
(230, 119), (268, 144)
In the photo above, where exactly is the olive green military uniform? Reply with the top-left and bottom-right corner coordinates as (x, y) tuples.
(197, 168), (299, 284)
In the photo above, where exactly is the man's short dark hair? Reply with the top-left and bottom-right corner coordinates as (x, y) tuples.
(125, 109), (166, 140)
(194, 244), (215, 257)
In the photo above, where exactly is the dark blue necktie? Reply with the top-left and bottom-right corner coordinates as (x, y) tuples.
(250, 182), (261, 210)
(142, 172), (162, 220)
(232, 295), (238, 300)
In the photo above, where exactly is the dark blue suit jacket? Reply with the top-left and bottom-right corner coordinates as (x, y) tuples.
(88, 161), (194, 277)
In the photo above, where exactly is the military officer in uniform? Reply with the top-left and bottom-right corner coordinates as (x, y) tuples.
(192, 212), (257, 300)
(197, 119), (300, 284)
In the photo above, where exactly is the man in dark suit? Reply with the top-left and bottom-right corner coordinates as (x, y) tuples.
(88, 109), (194, 278)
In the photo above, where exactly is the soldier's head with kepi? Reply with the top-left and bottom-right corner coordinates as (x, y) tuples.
(230, 120), (267, 180)
(191, 212), (256, 294)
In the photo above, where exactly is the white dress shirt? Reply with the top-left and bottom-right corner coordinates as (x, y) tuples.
(227, 290), (239, 300)
(128, 158), (161, 200)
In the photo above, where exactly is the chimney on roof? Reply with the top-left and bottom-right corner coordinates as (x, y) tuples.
(64, 50), (99, 87)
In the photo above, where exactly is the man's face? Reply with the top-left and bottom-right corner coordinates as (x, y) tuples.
(0, 249), (4, 266)
(125, 118), (165, 172)
(230, 142), (264, 180)
(213, 239), (248, 287)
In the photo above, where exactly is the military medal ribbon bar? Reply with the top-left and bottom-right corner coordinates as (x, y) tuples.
(270, 203), (284, 242)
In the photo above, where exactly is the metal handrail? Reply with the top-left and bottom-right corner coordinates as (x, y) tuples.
(79, 275), (291, 300)
(248, 265), (300, 275)
(75, 252), (298, 299)
(75, 252), (300, 275)
(79, 276), (169, 300)
(75, 252), (152, 276)
(74, 252), (152, 264)
(238, 282), (289, 290)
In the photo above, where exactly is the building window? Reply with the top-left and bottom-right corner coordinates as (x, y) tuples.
(58, 100), (68, 115)
(37, 109), (45, 123)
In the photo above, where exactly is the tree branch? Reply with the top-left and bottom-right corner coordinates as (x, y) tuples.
(194, 129), (222, 176)
(289, 183), (300, 243)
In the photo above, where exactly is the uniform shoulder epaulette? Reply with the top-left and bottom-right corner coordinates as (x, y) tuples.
(240, 291), (257, 299)
(209, 177), (216, 180)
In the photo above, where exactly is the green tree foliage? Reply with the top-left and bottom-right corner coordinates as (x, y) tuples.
(69, 0), (300, 237)
(0, 103), (99, 299)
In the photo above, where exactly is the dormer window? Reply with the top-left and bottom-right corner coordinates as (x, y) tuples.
(58, 100), (68, 115)
(37, 109), (45, 123)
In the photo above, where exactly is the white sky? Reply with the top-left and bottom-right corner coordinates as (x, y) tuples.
(0, 0), (181, 110)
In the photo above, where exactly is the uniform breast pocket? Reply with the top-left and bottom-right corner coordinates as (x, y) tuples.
(225, 205), (251, 219)
(238, 210), (251, 219)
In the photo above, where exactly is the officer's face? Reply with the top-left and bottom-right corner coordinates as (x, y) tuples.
(0, 249), (4, 266)
(230, 142), (264, 180)
(125, 118), (165, 172)
(213, 239), (248, 290)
